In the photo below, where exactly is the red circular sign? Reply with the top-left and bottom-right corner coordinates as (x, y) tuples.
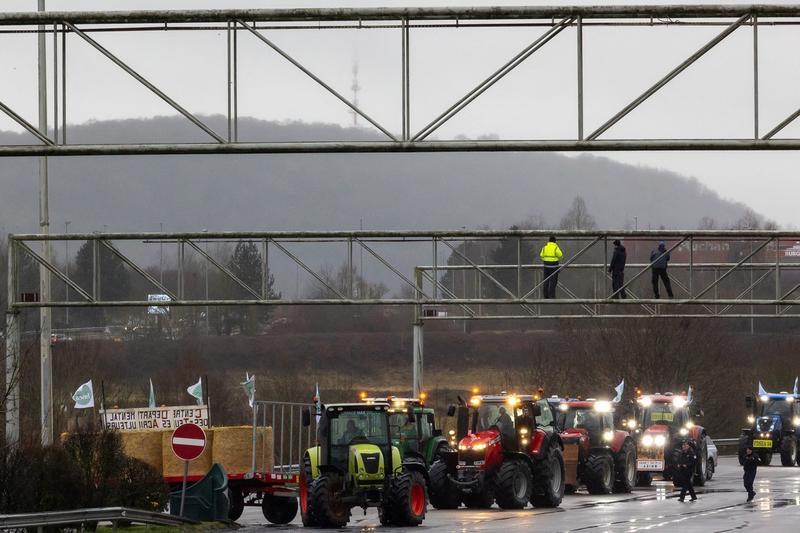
(171, 423), (207, 461)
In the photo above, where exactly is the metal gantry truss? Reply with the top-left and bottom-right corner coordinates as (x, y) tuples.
(3, 5), (800, 155)
(6, 229), (800, 442)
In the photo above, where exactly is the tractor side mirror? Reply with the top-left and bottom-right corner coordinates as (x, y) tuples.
(302, 408), (311, 427)
(432, 429), (442, 437)
(745, 395), (753, 409)
(532, 403), (542, 417)
(447, 405), (456, 417)
(427, 413), (435, 424)
(407, 405), (416, 423)
(456, 406), (470, 440)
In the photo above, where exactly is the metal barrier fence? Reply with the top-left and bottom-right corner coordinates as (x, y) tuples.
(0, 507), (196, 531)
(254, 400), (317, 475)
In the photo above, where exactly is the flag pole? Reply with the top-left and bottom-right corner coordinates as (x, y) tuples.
(100, 380), (107, 429)
(204, 373), (210, 426)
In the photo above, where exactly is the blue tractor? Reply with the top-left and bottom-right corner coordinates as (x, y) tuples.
(739, 381), (800, 467)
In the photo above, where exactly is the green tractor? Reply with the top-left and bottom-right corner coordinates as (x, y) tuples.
(299, 402), (429, 528)
(362, 395), (452, 467)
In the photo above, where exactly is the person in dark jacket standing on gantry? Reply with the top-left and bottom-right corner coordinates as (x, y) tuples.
(539, 236), (563, 299)
(742, 447), (761, 502)
(650, 241), (674, 299)
(675, 441), (697, 502)
(609, 239), (627, 299)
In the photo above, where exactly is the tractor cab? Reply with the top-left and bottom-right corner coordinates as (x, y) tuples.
(463, 393), (553, 453)
(556, 399), (615, 448)
(740, 386), (800, 466)
(361, 394), (449, 466)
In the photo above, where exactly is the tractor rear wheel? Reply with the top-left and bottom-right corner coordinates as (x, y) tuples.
(300, 455), (317, 527)
(428, 461), (461, 509)
(705, 457), (715, 481)
(228, 488), (245, 521)
(387, 470), (427, 526)
(495, 459), (532, 509)
(635, 472), (652, 487)
(613, 440), (636, 493)
(308, 473), (350, 528)
(261, 494), (298, 525)
(584, 451), (614, 495)
(531, 446), (565, 508)
(780, 436), (797, 466)
(693, 440), (708, 486)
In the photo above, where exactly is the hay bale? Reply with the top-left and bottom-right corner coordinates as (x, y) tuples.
(162, 427), (213, 477)
(121, 430), (163, 473)
(212, 426), (273, 474)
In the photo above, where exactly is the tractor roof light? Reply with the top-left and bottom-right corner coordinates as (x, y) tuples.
(786, 396), (795, 403)
(639, 397), (652, 407)
(359, 391), (368, 400)
(603, 430), (614, 442)
(672, 397), (687, 408)
(794, 417), (800, 426)
(472, 387), (480, 395)
(747, 415), (755, 424)
(448, 429), (455, 435)
(507, 395), (520, 406)
(470, 397), (481, 407)
(519, 428), (529, 435)
(760, 395), (769, 402)
(627, 419), (637, 430)
(559, 403), (569, 412)
(594, 401), (612, 413)
(679, 428), (689, 436)
(419, 392), (427, 403)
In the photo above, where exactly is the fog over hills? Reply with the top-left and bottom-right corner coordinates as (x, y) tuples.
(0, 115), (757, 292)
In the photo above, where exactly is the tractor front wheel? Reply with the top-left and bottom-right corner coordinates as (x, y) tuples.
(760, 452), (773, 465)
(584, 451), (614, 495)
(261, 494), (298, 525)
(300, 456), (317, 527)
(308, 473), (350, 528)
(531, 446), (565, 508)
(693, 440), (708, 486)
(613, 440), (636, 493)
(428, 461), (461, 509)
(780, 436), (797, 466)
(495, 459), (532, 509)
(635, 472), (652, 487)
(386, 470), (427, 526)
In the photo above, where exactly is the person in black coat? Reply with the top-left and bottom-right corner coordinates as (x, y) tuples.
(609, 239), (627, 299)
(742, 447), (761, 501)
(675, 441), (697, 502)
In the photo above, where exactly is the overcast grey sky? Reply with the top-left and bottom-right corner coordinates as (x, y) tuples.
(2, 1), (799, 227)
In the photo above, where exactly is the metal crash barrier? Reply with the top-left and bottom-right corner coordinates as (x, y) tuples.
(0, 507), (197, 531)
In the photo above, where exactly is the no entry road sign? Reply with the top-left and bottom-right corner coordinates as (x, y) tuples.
(171, 423), (206, 462)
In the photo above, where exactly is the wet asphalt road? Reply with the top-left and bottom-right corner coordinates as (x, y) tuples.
(236, 457), (800, 532)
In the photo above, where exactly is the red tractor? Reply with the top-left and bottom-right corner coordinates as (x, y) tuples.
(631, 391), (709, 487)
(551, 398), (637, 494)
(428, 392), (568, 510)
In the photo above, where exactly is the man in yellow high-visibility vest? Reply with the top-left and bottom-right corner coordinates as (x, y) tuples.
(539, 236), (563, 299)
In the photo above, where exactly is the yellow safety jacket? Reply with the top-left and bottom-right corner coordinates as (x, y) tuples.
(540, 242), (563, 264)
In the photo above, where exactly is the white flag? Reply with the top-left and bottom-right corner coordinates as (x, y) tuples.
(314, 382), (322, 424)
(794, 377), (798, 397)
(72, 379), (95, 409)
(612, 379), (624, 403)
(187, 377), (203, 406)
(240, 373), (255, 408)
(758, 381), (767, 397)
(148, 379), (156, 409)
(687, 385), (694, 403)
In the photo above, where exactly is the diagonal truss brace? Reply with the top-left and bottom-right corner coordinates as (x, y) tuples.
(692, 238), (772, 299)
(237, 20), (398, 142)
(269, 239), (348, 300)
(99, 239), (176, 300)
(0, 100), (54, 145)
(355, 238), (431, 300)
(520, 236), (602, 300)
(717, 267), (774, 315)
(64, 22), (225, 143)
(587, 13), (751, 140)
(184, 239), (263, 301)
(16, 241), (93, 302)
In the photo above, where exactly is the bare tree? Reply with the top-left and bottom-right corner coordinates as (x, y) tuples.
(559, 196), (597, 230)
(697, 216), (717, 230)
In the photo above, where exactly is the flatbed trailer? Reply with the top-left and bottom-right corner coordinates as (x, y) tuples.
(165, 400), (316, 523)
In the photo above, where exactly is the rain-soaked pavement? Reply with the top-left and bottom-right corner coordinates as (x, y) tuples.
(237, 457), (800, 531)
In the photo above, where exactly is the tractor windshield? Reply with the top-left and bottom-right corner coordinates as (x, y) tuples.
(475, 403), (515, 437)
(564, 409), (610, 433)
(331, 410), (389, 446)
(640, 402), (680, 429)
(389, 412), (418, 441)
(760, 399), (793, 419)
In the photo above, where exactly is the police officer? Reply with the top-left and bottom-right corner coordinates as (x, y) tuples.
(742, 447), (761, 502)
(609, 239), (627, 299)
(675, 441), (697, 502)
(539, 236), (563, 299)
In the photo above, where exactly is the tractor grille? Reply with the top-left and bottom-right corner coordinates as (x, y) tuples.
(361, 453), (381, 474)
(757, 418), (775, 432)
(459, 449), (486, 466)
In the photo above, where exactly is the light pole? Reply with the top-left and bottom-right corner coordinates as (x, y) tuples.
(159, 222), (164, 285)
(64, 220), (70, 327)
(202, 229), (209, 334)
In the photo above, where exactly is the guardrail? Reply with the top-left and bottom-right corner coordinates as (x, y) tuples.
(0, 507), (198, 530)
(714, 437), (740, 455)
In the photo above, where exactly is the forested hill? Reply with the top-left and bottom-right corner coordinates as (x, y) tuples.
(0, 115), (755, 237)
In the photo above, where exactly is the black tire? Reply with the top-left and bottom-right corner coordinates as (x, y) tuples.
(387, 470), (427, 527)
(693, 440), (708, 486)
(228, 488), (245, 521)
(531, 446), (566, 508)
(584, 451), (615, 495)
(706, 458), (715, 481)
(300, 454), (317, 527)
(613, 440), (637, 493)
(261, 493), (298, 525)
(738, 436), (749, 466)
(308, 473), (350, 528)
(428, 461), (461, 509)
(565, 484), (577, 494)
(462, 488), (494, 509)
(433, 443), (450, 463)
(780, 436), (797, 466)
(494, 459), (532, 509)
(635, 472), (652, 487)
(760, 451), (773, 466)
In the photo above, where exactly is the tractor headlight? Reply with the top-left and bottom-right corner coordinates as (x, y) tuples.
(679, 428), (689, 436)
(521, 438), (529, 445)
(559, 403), (569, 412)
(472, 443), (487, 451)
(747, 415), (755, 424)
(760, 395), (769, 402)
(642, 434), (654, 447)
(654, 435), (666, 447)
(794, 417), (800, 426)
(627, 419), (637, 430)
(672, 397), (687, 408)
(458, 444), (468, 451)
(594, 401), (612, 413)
(603, 430), (614, 442)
